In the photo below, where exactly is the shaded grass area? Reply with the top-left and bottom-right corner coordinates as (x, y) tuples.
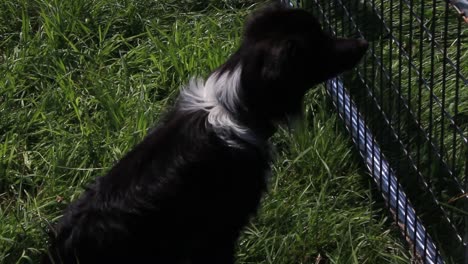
(0, 1), (409, 263)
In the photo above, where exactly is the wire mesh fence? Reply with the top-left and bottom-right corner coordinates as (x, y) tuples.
(285, 0), (468, 262)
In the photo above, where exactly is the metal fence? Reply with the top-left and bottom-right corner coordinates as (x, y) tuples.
(286, 0), (468, 263)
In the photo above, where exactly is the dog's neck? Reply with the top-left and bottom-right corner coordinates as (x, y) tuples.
(178, 68), (278, 147)
(216, 60), (281, 143)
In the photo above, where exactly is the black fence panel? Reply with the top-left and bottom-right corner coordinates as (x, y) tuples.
(289, 0), (468, 262)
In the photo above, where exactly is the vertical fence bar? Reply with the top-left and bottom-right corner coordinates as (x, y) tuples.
(428, 0), (436, 191)
(465, 150), (468, 264)
(396, 0), (404, 230)
(386, 0), (393, 219)
(441, 1), (449, 174)
(458, 8), (468, 264)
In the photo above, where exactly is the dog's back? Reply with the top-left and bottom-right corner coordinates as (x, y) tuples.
(44, 105), (271, 263)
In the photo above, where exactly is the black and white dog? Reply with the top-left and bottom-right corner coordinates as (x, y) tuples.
(44, 4), (368, 264)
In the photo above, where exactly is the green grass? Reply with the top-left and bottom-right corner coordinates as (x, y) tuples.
(0, 0), (410, 263)
(238, 97), (410, 264)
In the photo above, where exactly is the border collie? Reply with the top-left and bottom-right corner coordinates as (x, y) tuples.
(43, 4), (368, 264)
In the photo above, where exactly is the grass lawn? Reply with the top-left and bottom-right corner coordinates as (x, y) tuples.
(1, 0), (410, 263)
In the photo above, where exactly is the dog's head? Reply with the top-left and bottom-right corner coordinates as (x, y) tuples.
(238, 5), (368, 121)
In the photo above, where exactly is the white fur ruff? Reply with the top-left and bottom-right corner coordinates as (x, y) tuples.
(179, 66), (257, 146)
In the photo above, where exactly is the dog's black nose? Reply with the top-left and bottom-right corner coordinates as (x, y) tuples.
(331, 38), (369, 73)
(356, 39), (369, 53)
(354, 39), (369, 60)
(357, 39), (369, 50)
(334, 38), (368, 54)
